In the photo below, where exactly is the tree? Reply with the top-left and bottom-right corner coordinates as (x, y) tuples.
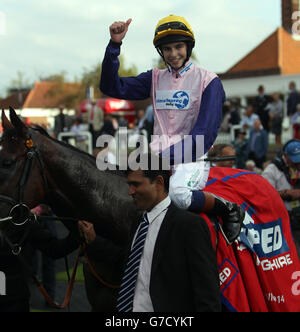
(41, 71), (82, 109)
(3, 54), (139, 108)
(118, 55), (138, 77)
(80, 62), (102, 101)
(79, 55), (138, 100)
(4, 71), (32, 109)
(7, 71), (32, 94)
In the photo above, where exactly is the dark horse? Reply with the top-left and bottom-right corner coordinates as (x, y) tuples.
(2, 108), (300, 312)
(0, 107), (140, 311)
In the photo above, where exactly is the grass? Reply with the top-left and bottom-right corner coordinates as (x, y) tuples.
(30, 264), (85, 312)
(55, 263), (85, 283)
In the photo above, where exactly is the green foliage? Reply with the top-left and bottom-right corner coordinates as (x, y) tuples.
(9, 71), (32, 90)
(118, 55), (138, 77)
(81, 62), (102, 94)
(39, 71), (68, 83)
(56, 263), (84, 282)
(4, 54), (139, 108)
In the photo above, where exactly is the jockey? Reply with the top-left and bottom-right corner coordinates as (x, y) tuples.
(100, 15), (244, 240)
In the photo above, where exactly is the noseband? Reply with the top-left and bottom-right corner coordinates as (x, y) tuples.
(0, 129), (48, 227)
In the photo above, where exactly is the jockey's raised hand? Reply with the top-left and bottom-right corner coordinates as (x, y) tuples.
(101, 15), (225, 216)
(110, 19), (132, 43)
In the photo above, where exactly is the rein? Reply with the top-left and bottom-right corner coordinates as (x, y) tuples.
(0, 130), (48, 228)
(0, 220), (81, 310)
(0, 210), (120, 309)
(0, 130), (120, 309)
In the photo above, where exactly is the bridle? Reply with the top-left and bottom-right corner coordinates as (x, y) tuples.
(0, 129), (48, 228)
(0, 128), (120, 295)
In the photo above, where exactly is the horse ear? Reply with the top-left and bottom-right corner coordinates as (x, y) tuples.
(1, 109), (13, 131)
(9, 106), (29, 137)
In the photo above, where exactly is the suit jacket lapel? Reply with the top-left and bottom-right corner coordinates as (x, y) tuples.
(150, 203), (177, 276)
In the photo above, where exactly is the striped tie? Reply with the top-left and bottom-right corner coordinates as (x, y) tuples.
(117, 214), (149, 312)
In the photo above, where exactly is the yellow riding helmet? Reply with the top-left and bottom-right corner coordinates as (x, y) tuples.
(153, 15), (195, 49)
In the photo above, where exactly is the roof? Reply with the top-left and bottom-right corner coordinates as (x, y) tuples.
(220, 27), (300, 79)
(0, 90), (30, 109)
(23, 81), (82, 109)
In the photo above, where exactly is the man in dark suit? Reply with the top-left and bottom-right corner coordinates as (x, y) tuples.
(118, 155), (221, 312)
(254, 85), (270, 132)
(247, 118), (268, 169)
(287, 81), (300, 117)
(54, 105), (72, 139)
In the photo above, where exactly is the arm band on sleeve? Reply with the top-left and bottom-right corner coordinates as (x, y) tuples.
(189, 190), (206, 212)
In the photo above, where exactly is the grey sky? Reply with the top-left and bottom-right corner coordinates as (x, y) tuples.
(0, 0), (281, 96)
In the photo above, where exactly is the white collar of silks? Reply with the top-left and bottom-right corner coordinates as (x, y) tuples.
(167, 62), (194, 77)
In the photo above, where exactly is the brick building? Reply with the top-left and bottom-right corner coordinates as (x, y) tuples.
(0, 81), (81, 127)
(219, 0), (300, 108)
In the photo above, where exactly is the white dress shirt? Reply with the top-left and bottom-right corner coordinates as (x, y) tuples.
(132, 196), (171, 312)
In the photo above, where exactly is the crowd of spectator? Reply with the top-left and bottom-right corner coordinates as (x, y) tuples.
(7, 80), (294, 181)
(223, 82), (300, 146)
(3, 81), (296, 164)
(208, 80), (300, 250)
(207, 139), (300, 258)
(1, 80), (300, 312)
(51, 102), (154, 155)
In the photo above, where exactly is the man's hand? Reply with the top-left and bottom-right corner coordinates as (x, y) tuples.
(284, 189), (300, 201)
(78, 220), (96, 244)
(109, 19), (132, 43)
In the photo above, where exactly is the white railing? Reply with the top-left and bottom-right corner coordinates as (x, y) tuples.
(58, 131), (93, 155)
(1, 123), (291, 156)
(114, 128), (149, 164)
(57, 129), (148, 162)
(215, 121), (292, 145)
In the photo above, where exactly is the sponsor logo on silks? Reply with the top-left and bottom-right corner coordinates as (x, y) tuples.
(156, 90), (190, 110)
(218, 259), (239, 293)
(173, 91), (189, 109)
(187, 169), (201, 189)
(178, 62), (193, 77)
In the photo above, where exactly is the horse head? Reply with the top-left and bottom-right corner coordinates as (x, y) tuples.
(0, 107), (47, 222)
(0, 107), (138, 243)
